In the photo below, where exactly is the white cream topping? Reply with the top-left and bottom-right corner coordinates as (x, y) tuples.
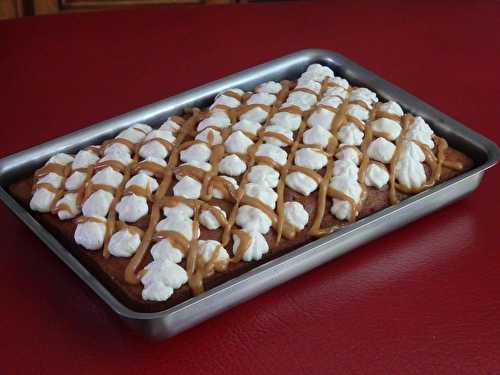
(336, 146), (362, 166)
(163, 202), (194, 218)
(173, 176), (202, 199)
(324, 86), (348, 99)
(65, 171), (87, 190)
(367, 137), (396, 163)
(199, 206), (226, 230)
(294, 148), (328, 170)
(38, 172), (63, 189)
(117, 126), (148, 144)
(82, 189), (113, 217)
(284, 201), (309, 231)
(370, 118), (402, 141)
(245, 183), (278, 209)
(72, 150), (99, 170)
(212, 175), (238, 199)
(302, 125), (332, 149)
(218, 154), (247, 176)
(296, 78), (322, 94)
(180, 143), (211, 163)
(350, 87), (378, 108)
(91, 167), (123, 188)
(270, 111), (302, 131)
(319, 95), (343, 109)
(346, 104), (369, 122)
(282, 91), (317, 111)
(195, 128), (223, 145)
(55, 193), (80, 220)
(236, 205), (272, 234)
(46, 153), (73, 166)
(177, 161), (212, 176)
(365, 163), (390, 189)
(247, 165), (279, 188)
(300, 63), (334, 82)
(210, 94), (240, 109)
(151, 239), (184, 263)
(327, 76), (349, 89)
(139, 141), (168, 160)
(246, 92), (276, 106)
(115, 194), (149, 222)
(263, 125), (293, 147)
(156, 215), (198, 241)
(255, 143), (288, 166)
(108, 229), (141, 257)
(331, 199), (352, 221)
(232, 119), (262, 135)
(125, 173), (159, 192)
(286, 172), (318, 196)
(141, 258), (188, 301)
(405, 116), (434, 149)
(159, 118), (181, 133)
(136, 157), (167, 176)
(395, 140), (427, 189)
(74, 216), (107, 250)
(400, 140), (425, 162)
(99, 149), (132, 166)
(232, 230), (269, 262)
(103, 143), (129, 155)
(197, 111), (231, 132)
(337, 123), (364, 146)
(224, 130), (254, 154)
(379, 101), (404, 116)
(198, 240), (229, 264)
(256, 81), (282, 94)
(240, 107), (269, 123)
(307, 107), (335, 130)
(329, 174), (362, 203)
(333, 159), (359, 179)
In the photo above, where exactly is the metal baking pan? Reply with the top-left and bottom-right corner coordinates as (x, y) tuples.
(0, 49), (498, 339)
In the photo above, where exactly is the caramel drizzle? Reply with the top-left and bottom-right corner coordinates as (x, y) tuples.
(124, 110), (200, 284)
(33, 161), (72, 212)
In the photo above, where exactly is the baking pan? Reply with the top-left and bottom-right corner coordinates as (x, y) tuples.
(1, 49), (498, 339)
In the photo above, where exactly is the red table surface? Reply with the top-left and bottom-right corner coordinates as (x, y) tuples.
(1, 1), (499, 374)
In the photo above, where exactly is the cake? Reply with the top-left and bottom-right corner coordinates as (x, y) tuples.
(10, 64), (473, 312)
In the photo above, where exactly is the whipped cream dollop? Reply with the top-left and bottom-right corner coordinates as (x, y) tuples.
(335, 146), (362, 166)
(327, 76), (349, 89)
(270, 111), (302, 131)
(197, 111), (231, 132)
(180, 143), (211, 163)
(163, 202), (194, 218)
(151, 239), (184, 263)
(405, 116), (435, 149)
(173, 176), (202, 199)
(30, 188), (56, 212)
(370, 118), (402, 141)
(82, 190), (114, 217)
(38, 172), (63, 189)
(379, 101), (404, 116)
(255, 143), (288, 166)
(211, 175), (238, 199)
(282, 91), (317, 111)
(325, 86), (348, 100)
(329, 174), (362, 202)
(91, 167), (123, 188)
(195, 128), (223, 145)
(240, 107), (269, 123)
(156, 215), (199, 241)
(296, 78), (322, 94)
(307, 107), (335, 130)
(160, 118), (181, 133)
(319, 95), (343, 109)
(198, 240), (229, 265)
(346, 104), (369, 122)
(302, 125), (332, 149)
(395, 140), (427, 189)
(247, 92), (276, 106)
(232, 230), (269, 262)
(256, 81), (282, 94)
(126, 173), (159, 192)
(367, 137), (396, 163)
(300, 63), (334, 82)
(232, 119), (262, 135)
(72, 150), (99, 170)
(74, 216), (107, 250)
(349, 87), (378, 108)
(199, 206), (226, 230)
(224, 131), (254, 154)
(108, 228), (141, 257)
(46, 153), (74, 166)
(365, 163), (390, 189)
(284, 201), (309, 231)
(236, 205), (272, 234)
(55, 193), (80, 220)
(286, 172), (318, 196)
(141, 258), (188, 301)
(65, 171), (87, 190)
(139, 130), (176, 159)
(263, 125), (293, 147)
(245, 183), (278, 209)
(247, 165), (279, 188)
(294, 148), (328, 170)
(115, 194), (149, 222)
(116, 124), (151, 144)
(337, 123), (364, 146)
(218, 154), (247, 176)
(99, 149), (132, 166)
(333, 159), (359, 179)
(210, 94), (241, 109)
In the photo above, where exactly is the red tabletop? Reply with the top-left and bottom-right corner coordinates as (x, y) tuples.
(1, 1), (499, 373)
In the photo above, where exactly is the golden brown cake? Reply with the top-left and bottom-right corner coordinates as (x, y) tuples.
(10, 64), (474, 312)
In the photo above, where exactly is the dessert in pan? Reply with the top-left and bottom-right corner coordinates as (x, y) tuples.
(10, 64), (473, 312)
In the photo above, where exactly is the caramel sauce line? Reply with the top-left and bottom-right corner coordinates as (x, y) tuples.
(389, 115), (412, 204)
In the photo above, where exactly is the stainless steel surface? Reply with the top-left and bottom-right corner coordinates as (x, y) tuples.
(0, 49), (498, 340)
